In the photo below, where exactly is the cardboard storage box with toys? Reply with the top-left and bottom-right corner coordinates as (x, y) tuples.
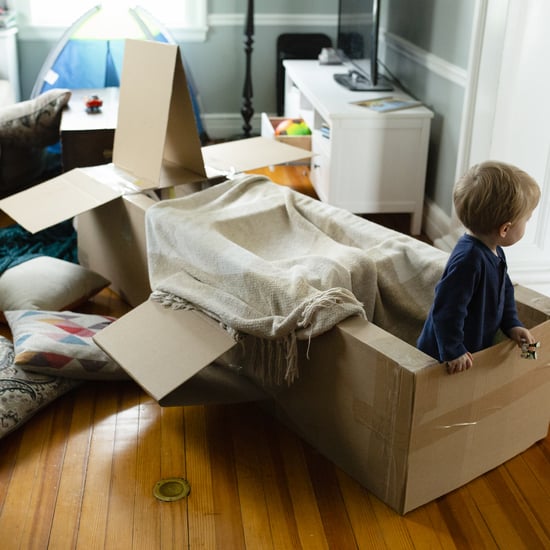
(2, 39), (550, 515)
(260, 113), (311, 165)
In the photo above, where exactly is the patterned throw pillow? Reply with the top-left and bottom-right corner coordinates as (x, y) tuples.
(5, 310), (129, 380)
(0, 257), (110, 322)
(0, 335), (80, 439)
(0, 89), (71, 147)
(0, 89), (71, 197)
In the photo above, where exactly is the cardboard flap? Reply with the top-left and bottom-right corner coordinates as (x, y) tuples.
(113, 39), (206, 188)
(94, 300), (236, 402)
(0, 168), (123, 233)
(202, 136), (315, 174)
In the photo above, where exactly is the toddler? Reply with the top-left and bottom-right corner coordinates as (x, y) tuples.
(417, 161), (541, 374)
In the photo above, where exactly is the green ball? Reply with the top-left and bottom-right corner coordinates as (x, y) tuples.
(275, 118), (311, 136)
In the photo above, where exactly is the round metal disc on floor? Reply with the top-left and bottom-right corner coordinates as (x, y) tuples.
(153, 477), (191, 502)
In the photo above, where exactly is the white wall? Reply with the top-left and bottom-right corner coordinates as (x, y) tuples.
(456, 0), (550, 296)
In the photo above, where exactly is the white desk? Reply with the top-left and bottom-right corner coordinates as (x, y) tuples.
(283, 60), (433, 235)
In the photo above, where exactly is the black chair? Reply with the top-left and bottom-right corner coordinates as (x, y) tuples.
(276, 33), (332, 116)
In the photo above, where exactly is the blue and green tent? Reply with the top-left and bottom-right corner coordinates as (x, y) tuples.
(31, 5), (208, 143)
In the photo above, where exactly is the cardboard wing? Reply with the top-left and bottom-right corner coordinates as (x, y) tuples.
(92, 300), (259, 406)
(113, 39), (207, 189)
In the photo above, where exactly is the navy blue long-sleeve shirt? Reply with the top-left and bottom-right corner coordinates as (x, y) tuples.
(417, 234), (523, 362)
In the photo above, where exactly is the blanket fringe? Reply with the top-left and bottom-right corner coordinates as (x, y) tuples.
(299, 287), (366, 329)
(150, 289), (240, 340)
(150, 287), (364, 387)
(244, 332), (299, 386)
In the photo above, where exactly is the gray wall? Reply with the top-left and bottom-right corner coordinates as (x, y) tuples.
(382, 0), (476, 216)
(15, 0), (474, 222)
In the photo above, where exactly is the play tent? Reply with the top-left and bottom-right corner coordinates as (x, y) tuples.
(31, 5), (208, 143)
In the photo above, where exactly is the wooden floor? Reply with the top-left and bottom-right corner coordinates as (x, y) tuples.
(1, 167), (549, 549)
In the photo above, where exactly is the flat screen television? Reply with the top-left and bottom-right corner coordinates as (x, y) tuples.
(334, 0), (393, 92)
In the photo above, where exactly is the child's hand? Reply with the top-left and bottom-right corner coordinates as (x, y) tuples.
(446, 351), (473, 374)
(508, 326), (536, 347)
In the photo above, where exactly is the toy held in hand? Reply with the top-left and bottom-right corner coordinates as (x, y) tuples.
(275, 118), (311, 136)
(520, 340), (540, 360)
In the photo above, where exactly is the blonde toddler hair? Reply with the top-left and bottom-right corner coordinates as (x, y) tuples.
(453, 160), (540, 235)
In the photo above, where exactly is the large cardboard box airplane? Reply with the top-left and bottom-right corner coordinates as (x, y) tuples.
(1, 40), (549, 515)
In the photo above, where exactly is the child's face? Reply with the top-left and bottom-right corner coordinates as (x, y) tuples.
(501, 212), (532, 246)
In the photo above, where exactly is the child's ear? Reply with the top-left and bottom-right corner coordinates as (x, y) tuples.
(499, 222), (512, 237)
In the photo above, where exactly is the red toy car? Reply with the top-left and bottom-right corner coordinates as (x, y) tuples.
(85, 95), (103, 113)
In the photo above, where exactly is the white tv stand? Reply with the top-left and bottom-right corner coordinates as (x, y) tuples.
(283, 60), (433, 235)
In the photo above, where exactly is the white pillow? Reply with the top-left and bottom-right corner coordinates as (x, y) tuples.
(0, 256), (110, 322)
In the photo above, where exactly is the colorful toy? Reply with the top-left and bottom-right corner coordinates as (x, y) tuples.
(520, 340), (540, 360)
(85, 95), (103, 113)
(275, 118), (311, 136)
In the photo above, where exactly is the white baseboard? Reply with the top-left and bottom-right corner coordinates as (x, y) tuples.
(203, 113), (262, 140)
(422, 198), (452, 248)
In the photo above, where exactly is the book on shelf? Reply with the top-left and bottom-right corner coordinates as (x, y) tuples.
(352, 96), (422, 113)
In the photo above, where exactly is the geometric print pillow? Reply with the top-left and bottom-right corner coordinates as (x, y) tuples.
(4, 310), (129, 380)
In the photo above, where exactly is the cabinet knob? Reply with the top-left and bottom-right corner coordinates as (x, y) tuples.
(313, 163), (321, 169)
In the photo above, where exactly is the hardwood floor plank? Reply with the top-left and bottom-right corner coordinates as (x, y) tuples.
(0, 428), (22, 515)
(231, 404), (277, 549)
(23, 392), (77, 549)
(466, 474), (535, 550)
(247, 166), (317, 199)
(262, 416), (308, 550)
(206, 404), (247, 549)
(132, 395), (164, 547)
(505, 454), (550, 539)
(159, 405), (189, 549)
(103, 383), (142, 550)
(435, 486), (498, 549)
(184, 405), (217, 549)
(407, 501), (458, 550)
(523, 440), (550, 495)
(273, 423), (329, 550)
(368, 494), (415, 549)
(48, 386), (98, 549)
(336, 469), (388, 549)
(0, 404), (55, 549)
(487, 466), (550, 548)
(75, 385), (119, 549)
(304, 442), (358, 549)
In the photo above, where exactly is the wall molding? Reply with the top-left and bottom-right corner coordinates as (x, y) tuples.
(18, 24), (208, 42)
(381, 31), (468, 88)
(208, 13), (337, 27)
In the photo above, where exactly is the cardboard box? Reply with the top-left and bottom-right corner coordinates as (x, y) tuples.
(85, 191), (550, 514)
(3, 39), (550, 515)
(0, 40), (312, 234)
(261, 113), (311, 165)
(266, 314), (550, 514)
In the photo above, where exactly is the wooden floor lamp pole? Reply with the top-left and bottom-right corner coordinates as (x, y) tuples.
(241, 0), (254, 137)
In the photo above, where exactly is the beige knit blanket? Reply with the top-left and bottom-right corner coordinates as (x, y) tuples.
(146, 175), (381, 385)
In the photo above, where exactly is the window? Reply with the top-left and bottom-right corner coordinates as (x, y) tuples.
(14, 0), (207, 41)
